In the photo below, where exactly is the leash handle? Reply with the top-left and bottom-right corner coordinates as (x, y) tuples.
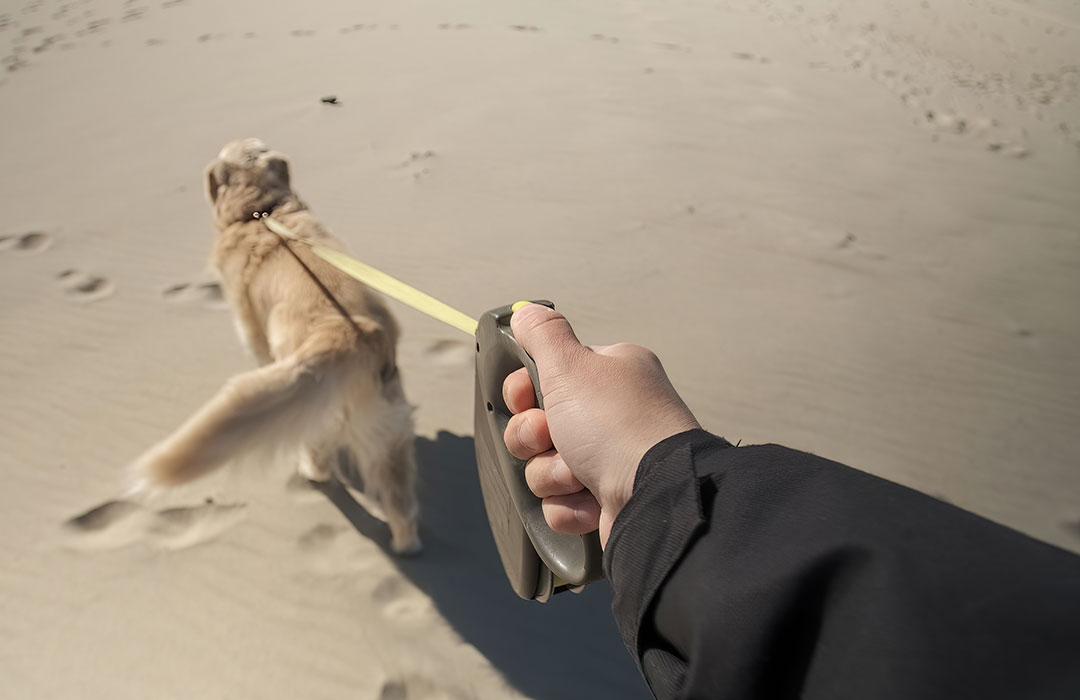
(473, 302), (604, 601)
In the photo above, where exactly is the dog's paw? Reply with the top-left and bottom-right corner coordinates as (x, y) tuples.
(297, 451), (333, 482)
(390, 534), (423, 557)
(124, 453), (168, 500)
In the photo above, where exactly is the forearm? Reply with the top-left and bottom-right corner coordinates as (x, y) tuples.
(604, 431), (1080, 700)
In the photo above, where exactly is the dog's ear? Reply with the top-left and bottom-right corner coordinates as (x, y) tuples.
(264, 155), (291, 191)
(204, 160), (230, 204)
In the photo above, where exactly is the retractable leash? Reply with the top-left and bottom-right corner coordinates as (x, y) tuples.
(262, 214), (603, 601)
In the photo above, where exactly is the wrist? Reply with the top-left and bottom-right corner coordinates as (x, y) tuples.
(604, 416), (701, 518)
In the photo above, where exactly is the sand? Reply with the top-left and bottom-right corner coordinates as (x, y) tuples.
(1, 0), (1078, 697)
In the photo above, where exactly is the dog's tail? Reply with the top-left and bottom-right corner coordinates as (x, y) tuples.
(129, 329), (380, 491)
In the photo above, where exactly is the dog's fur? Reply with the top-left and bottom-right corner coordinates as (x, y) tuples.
(130, 138), (420, 554)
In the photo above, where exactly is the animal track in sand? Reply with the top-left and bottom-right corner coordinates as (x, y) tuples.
(733, 51), (771, 64)
(400, 149), (436, 181)
(919, 109), (1031, 155)
(371, 574), (432, 621)
(422, 338), (472, 368)
(57, 269), (114, 303)
(0, 230), (51, 253)
(1065, 518), (1080, 541)
(285, 472), (328, 503)
(296, 521), (382, 574)
(162, 280), (227, 309)
(379, 676), (465, 700)
(64, 498), (247, 550)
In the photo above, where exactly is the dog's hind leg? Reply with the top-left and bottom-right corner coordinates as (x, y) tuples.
(371, 434), (421, 555)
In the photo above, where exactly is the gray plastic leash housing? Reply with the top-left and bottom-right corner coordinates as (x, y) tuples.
(473, 302), (604, 601)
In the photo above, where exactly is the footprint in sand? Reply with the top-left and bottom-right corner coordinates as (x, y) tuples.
(400, 149), (436, 181)
(379, 675), (465, 700)
(285, 472), (329, 504)
(372, 574), (432, 621)
(917, 109), (1032, 157)
(64, 498), (247, 551)
(296, 521), (382, 574)
(30, 33), (62, 54)
(0, 230), (52, 254)
(162, 280), (227, 309)
(57, 269), (114, 303)
(422, 338), (472, 368)
(1064, 518), (1080, 541)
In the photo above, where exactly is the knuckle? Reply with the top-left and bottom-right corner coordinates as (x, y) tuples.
(503, 414), (527, 457)
(628, 343), (660, 365)
(613, 343), (663, 372)
(515, 305), (570, 345)
(516, 413), (537, 451)
(524, 458), (547, 494)
(542, 501), (575, 533)
(529, 314), (570, 347)
(524, 465), (539, 493)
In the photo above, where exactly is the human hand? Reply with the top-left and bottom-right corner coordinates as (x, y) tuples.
(502, 304), (700, 547)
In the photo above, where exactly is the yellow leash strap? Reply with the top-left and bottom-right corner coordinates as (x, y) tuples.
(262, 215), (479, 336)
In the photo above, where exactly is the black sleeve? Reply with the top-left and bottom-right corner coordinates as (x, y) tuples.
(602, 429), (1080, 700)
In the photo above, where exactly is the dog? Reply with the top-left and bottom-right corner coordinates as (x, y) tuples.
(130, 138), (421, 554)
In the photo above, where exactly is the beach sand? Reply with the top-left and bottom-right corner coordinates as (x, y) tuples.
(1, 0), (1078, 697)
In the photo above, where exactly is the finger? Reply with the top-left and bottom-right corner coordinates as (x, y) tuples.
(542, 491), (602, 535)
(524, 450), (585, 498)
(510, 304), (586, 372)
(503, 408), (552, 460)
(502, 367), (537, 415)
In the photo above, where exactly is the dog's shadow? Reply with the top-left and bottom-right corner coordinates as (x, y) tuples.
(315, 430), (651, 700)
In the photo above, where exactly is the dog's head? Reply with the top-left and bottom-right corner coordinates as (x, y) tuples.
(205, 138), (295, 227)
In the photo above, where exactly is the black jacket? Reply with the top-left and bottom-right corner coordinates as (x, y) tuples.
(603, 430), (1080, 700)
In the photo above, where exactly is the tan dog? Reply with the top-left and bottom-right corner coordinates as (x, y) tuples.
(130, 138), (421, 554)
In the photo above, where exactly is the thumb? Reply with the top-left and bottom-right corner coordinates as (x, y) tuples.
(510, 304), (586, 371)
